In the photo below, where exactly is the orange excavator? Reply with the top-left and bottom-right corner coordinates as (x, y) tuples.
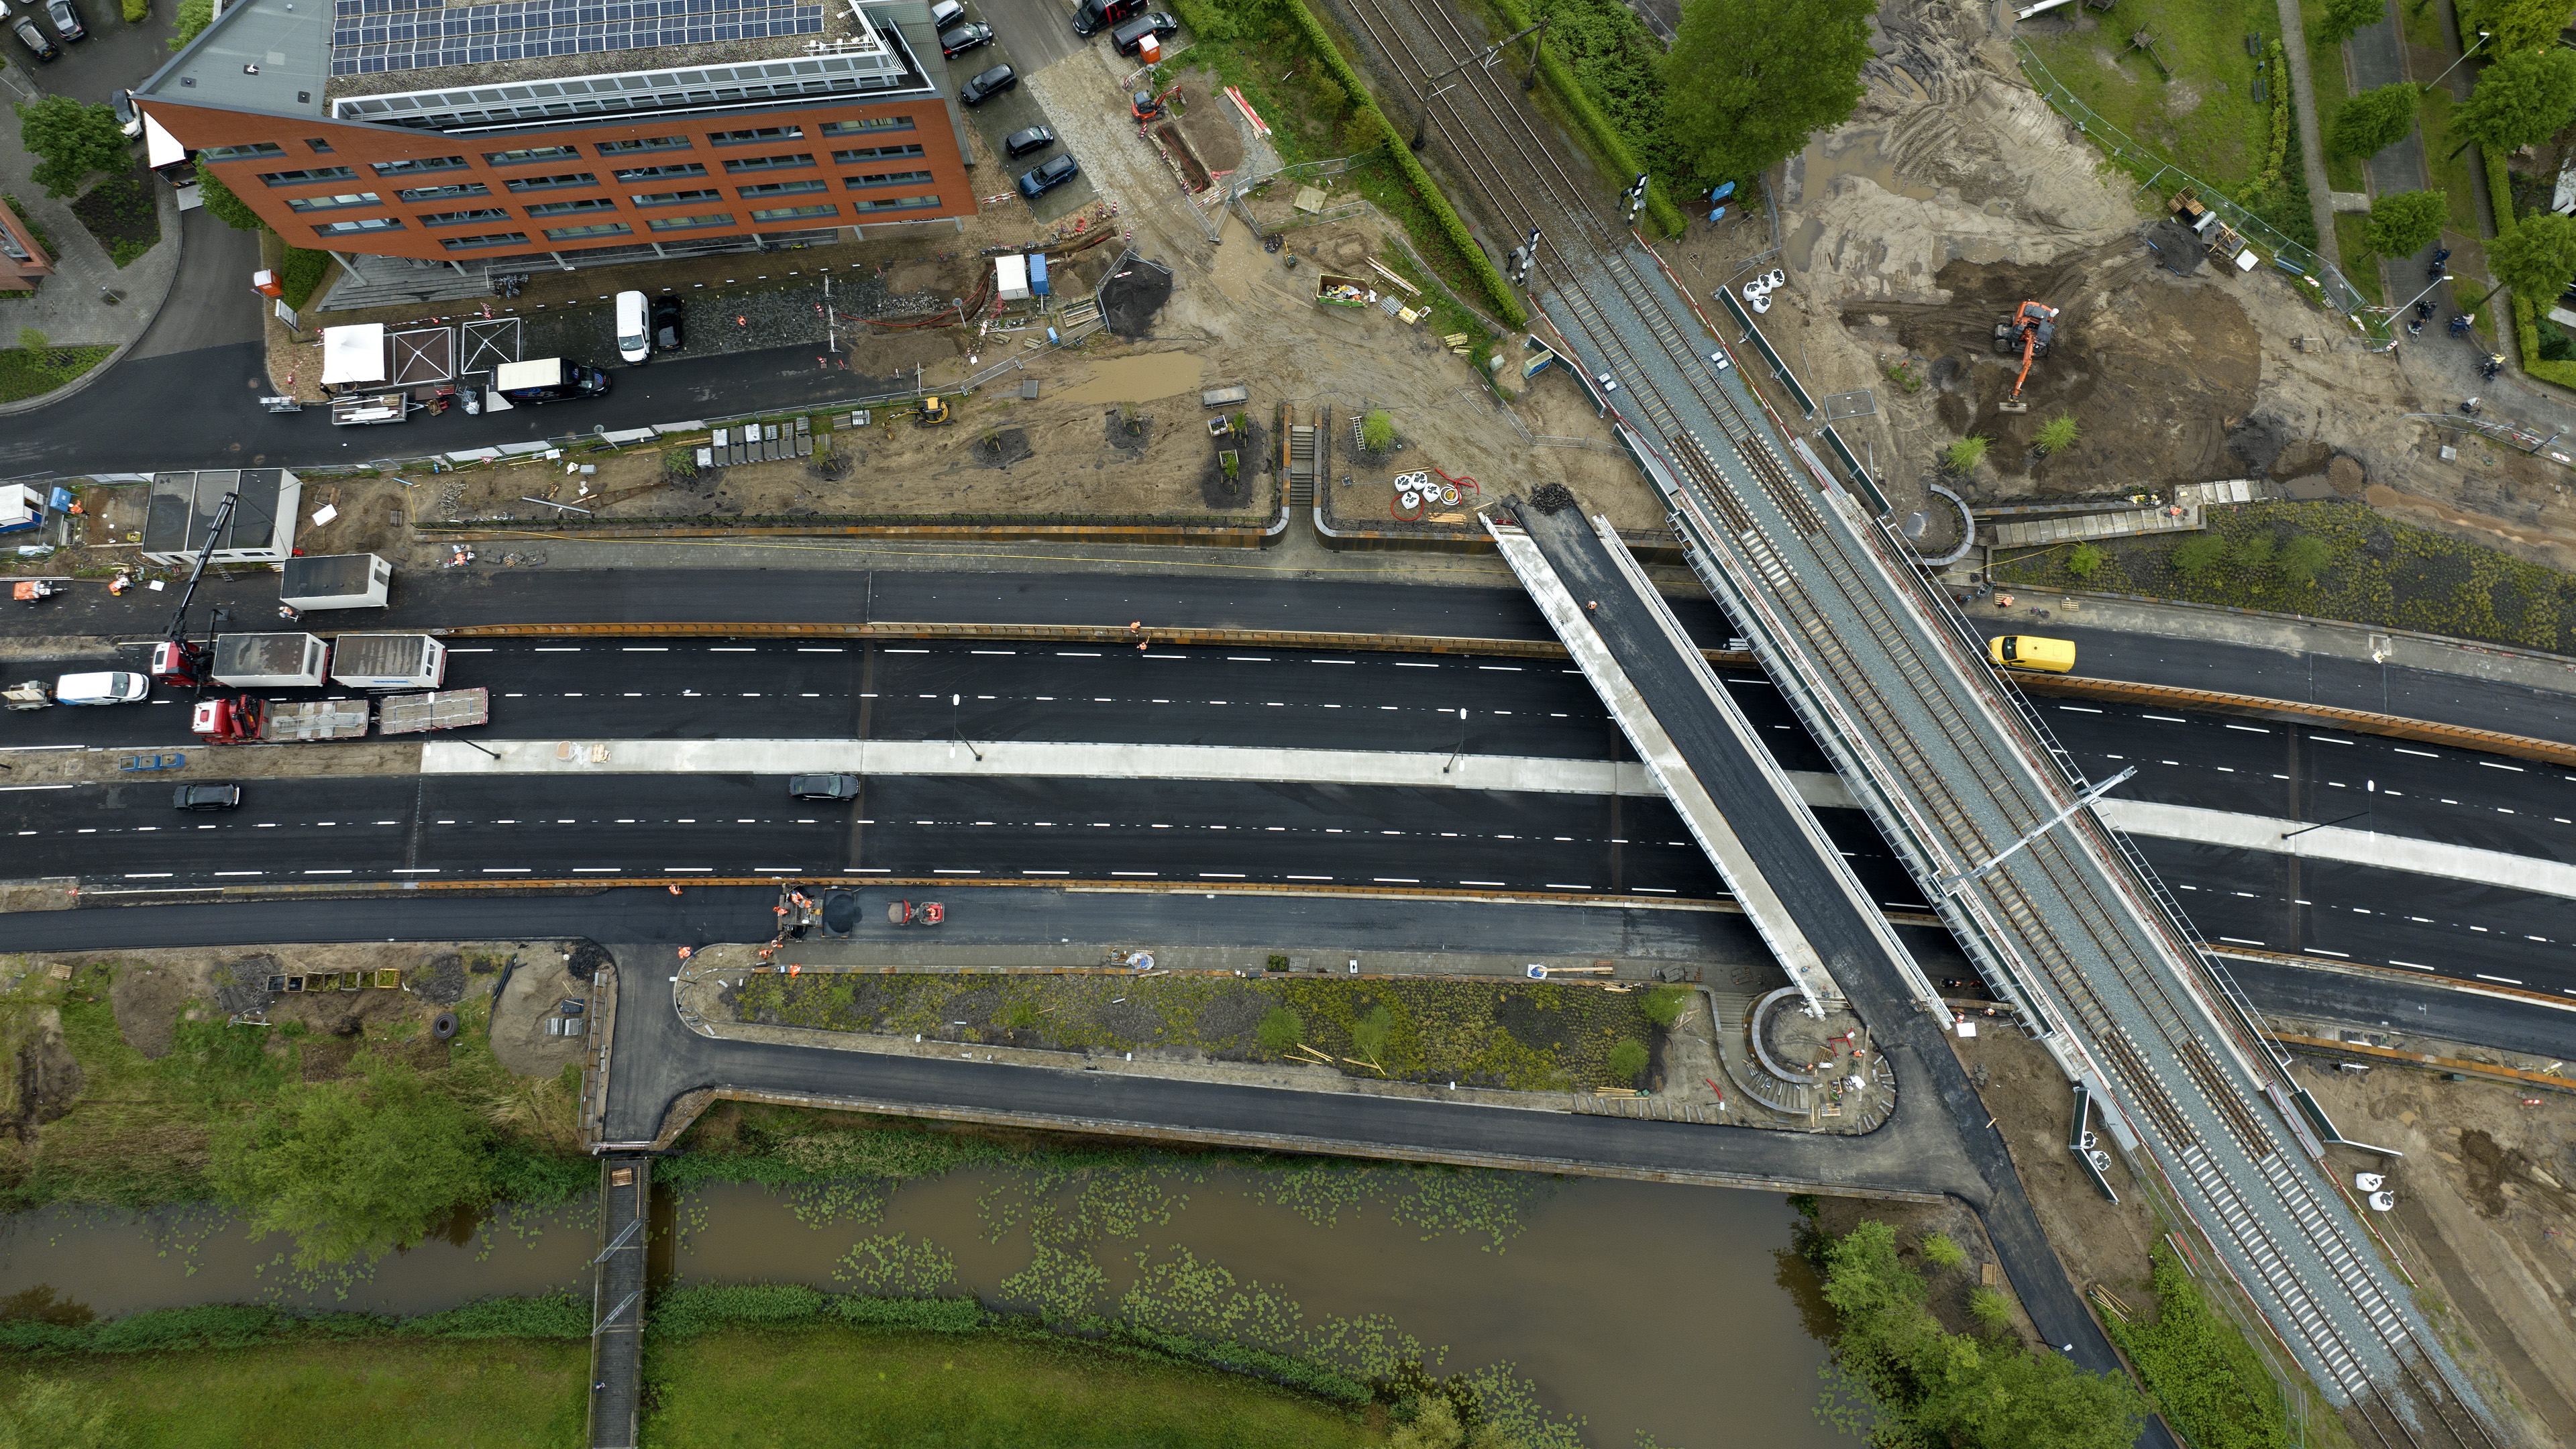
(1991, 300), (2058, 413)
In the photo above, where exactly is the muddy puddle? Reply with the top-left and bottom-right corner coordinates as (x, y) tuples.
(1, 1167), (1838, 1448)
(1048, 350), (1208, 406)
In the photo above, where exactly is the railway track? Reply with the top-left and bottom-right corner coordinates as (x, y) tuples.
(1328, 1), (2504, 1442)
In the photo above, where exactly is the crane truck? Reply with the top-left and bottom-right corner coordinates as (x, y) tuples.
(1991, 300), (2057, 415)
(191, 688), (488, 743)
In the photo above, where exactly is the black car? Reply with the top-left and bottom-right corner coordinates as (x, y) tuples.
(11, 16), (59, 60)
(937, 20), (991, 58)
(958, 62), (1016, 105)
(650, 295), (684, 352)
(1109, 9), (1177, 54)
(788, 773), (863, 802)
(45, 0), (85, 42)
(1016, 154), (1079, 199)
(111, 88), (139, 138)
(173, 784), (243, 810)
(1071, 0), (1142, 36)
(1003, 125), (1056, 158)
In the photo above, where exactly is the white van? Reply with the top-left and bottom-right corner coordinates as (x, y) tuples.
(55, 670), (150, 705)
(614, 290), (649, 364)
(492, 357), (612, 405)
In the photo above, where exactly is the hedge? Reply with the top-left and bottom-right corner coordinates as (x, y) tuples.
(2482, 147), (2576, 390)
(1485, 0), (1686, 237)
(0, 1295), (591, 1356)
(420, 508), (1273, 531)
(1275, 0), (1528, 327)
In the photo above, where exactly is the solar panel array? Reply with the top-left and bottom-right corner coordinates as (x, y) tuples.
(329, 0), (825, 76)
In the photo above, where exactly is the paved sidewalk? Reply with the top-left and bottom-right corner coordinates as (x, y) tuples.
(0, 119), (185, 412)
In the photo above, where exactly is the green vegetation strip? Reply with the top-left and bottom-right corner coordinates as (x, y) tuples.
(2488, 148), (2576, 390)
(2106, 1248), (2292, 1449)
(1485, 0), (1685, 236)
(0, 345), (115, 405)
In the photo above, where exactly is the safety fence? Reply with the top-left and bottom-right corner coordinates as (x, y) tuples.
(2013, 40), (2394, 350)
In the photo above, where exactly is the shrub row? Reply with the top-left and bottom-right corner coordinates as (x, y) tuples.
(1486, 0), (1686, 237)
(2485, 149), (2576, 390)
(1273, 0), (1528, 327)
(419, 508), (1271, 531)
(0, 1295), (590, 1356)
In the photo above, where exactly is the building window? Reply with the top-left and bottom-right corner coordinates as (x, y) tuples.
(419, 208), (514, 227)
(820, 116), (913, 136)
(394, 181), (491, 204)
(543, 222), (633, 241)
(596, 136), (693, 156)
(524, 197), (621, 219)
(371, 156), (469, 177)
(258, 166), (360, 188)
(845, 170), (935, 190)
(313, 217), (406, 237)
(203, 143), (288, 163)
(831, 144), (926, 165)
(632, 189), (723, 208)
(284, 192), (383, 213)
(750, 204), (837, 223)
(851, 195), (939, 213)
(723, 154), (815, 176)
(441, 231), (529, 252)
(737, 179), (827, 199)
(647, 213), (736, 233)
(504, 173), (599, 194)
(613, 162), (708, 184)
(708, 125), (803, 146)
(304, 138), (335, 154)
(483, 146), (582, 168)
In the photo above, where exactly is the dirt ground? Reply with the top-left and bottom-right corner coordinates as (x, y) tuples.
(1703, 0), (2576, 572)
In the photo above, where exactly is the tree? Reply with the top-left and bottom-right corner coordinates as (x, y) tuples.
(1349, 1004), (1396, 1067)
(2485, 209), (2576, 305)
(170, 0), (212, 48)
(2035, 414), (2081, 454)
(2066, 543), (2105, 580)
(195, 165), (266, 232)
(2171, 534), (2230, 578)
(1606, 1038), (1650, 1081)
(1639, 983), (1690, 1028)
(0, 1377), (123, 1449)
(1945, 435), (1990, 473)
(2231, 533), (2277, 570)
(2363, 189), (2448, 257)
(2330, 82), (2422, 158)
(2318, 0), (2383, 43)
(1256, 1006), (1302, 1055)
(2279, 533), (2334, 583)
(1387, 1396), (1521, 1449)
(14, 326), (47, 354)
(2473, 0), (2576, 55)
(13, 97), (131, 201)
(2447, 46), (2576, 157)
(1968, 1285), (2017, 1332)
(209, 1054), (490, 1269)
(1660, 0), (1876, 191)
(1921, 1232), (1968, 1271)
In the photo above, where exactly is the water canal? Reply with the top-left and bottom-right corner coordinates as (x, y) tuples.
(0, 1161), (1845, 1448)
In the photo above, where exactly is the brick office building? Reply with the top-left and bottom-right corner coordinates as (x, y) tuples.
(133, 0), (977, 279)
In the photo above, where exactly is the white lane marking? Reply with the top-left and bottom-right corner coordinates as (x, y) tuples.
(663, 867), (713, 873)
(1460, 879), (1505, 885)
(2475, 973), (2524, 984)
(1199, 872), (1245, 878)
(1311, 659), (1356, 664)
(886, 648), (929, 654)
(1375, 876), (1420, 883)
(1058, 651), (1099, 657)
(124, 872), (172, 879)
(797, 647), (845, 653)
(623, 647), (667, 653)
(2388, 959), (2432, 971)
(1393, 662), (1438, 668)
(483, 867), (531, 873)
(2219, 936), (2266, 946)
(2481, 761), (2526, 771)
(972, 650), (1015, 655)
(845, 867), (890, 873)
(305, 869), (353, 875)
(2224, 724), (2269, 733)
(1477, 665), (1521, 672)
(2309, 948), (2349, 957)
(214, 871), (264, 877)
(1225, 657), (1269, 662)
(2311, 736), (2353, 745)
(446, 647), (493, 653)
(0, 784), (76, 792)
(1635, 886), (1677, 894)
(710, 647), (756, 652)
(757, 867), (804, 873)
(1022, 869), (1069, 875)
(1544, 883), (1592, 890)
(2395, 747), (2440, 757)
(1110, 871), (1158, 877)
(1287, 874), (1330, 880)
(2140, 714), (2186, 722)
(533, 647), (582, 653)
(573, 867), (622, 873)
(2057, 706), (2102, 714)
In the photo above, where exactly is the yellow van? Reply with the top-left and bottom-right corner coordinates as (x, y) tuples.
(1988, 635), (2076, 674)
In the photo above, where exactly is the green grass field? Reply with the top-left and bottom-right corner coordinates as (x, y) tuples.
(2300, 0), (2365, 191)
(2025, 0), (2273, 190)
(18, 1338), (590, 1448)
(643, 1325), (1383, 1448)
(2332, 211), (2385, 303)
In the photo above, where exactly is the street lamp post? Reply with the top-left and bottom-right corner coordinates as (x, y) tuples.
(1442, 708), (1468, 773)
(951, 692), (983, 762)
(2425, 30), (2491, 93)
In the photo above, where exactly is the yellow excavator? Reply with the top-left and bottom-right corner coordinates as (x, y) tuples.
(1991, 300), (2058, 414)
(913, 394), (953, 427)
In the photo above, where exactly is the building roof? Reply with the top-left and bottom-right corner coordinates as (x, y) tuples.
(134, 0), (333, 119)
(143, 470), (290, 557)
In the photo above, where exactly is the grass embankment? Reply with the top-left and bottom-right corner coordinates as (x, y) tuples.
(0, 955), (591, 1214)
(649, 1323), (1380, 1447)
(736, 974), (1684, 1091)
(2108, 1248), (2292, 1449)
(1992, 498), (2576, 654)
(0, 344), (114, 402)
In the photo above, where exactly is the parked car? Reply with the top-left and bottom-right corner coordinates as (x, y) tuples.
(650, 294), (684, 352)
(614, 290), (650, 364)
(173, 784), (244, 811)
(1109, 9), (1177, 54)
(1016, 154), (1079, 199)
(937, 19), (990, 57)
(52, 671), (146, 705)
(44, 0), (83, 40)
(11, 15), (58, 60)
(788, 773), (862, 802)
(1002, 124), (1056, 158)
(927, 0), (965, 28)
(958, 62), (1016, 105)
(1071, 0), (1143, 36)
(111, 88), (140, 139)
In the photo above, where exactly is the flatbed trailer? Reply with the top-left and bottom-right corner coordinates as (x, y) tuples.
(378, 688), (488, 735)
(191, 687), (489, 743)
(256, 698), (372, 741)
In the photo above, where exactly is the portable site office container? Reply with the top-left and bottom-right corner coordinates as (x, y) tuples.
(994, 254), (1031, 302)
(211, 633), (329, 689)
(280, 553), (392, 611)
(328, 634), (446, 690)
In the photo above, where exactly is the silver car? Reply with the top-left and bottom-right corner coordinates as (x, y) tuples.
(44, 0), (84, 42)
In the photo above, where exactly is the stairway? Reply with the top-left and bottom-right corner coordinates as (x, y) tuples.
(1286, 414), (1316, 506)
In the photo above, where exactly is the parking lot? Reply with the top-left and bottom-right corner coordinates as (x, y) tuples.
(940, 0), (1159, 226)
(2, 0), (172, 108)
